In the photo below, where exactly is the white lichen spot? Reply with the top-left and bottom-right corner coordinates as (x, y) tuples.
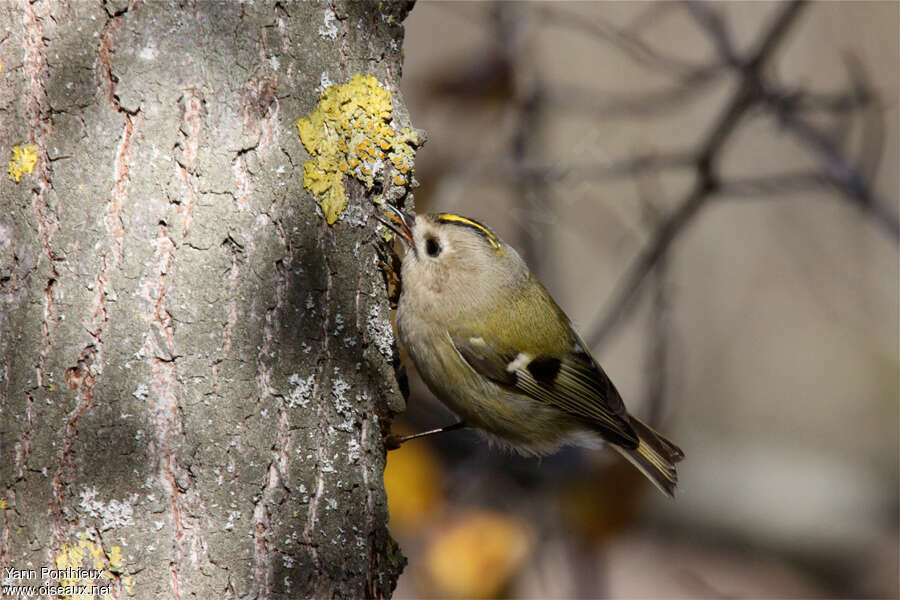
(331, 374), (352, 415)
(268, 56), (280, 70)
(318, 9), (339, 40)
(79, 486), (134, 530)
(287, 373), (315, 408)
(325, 498), (338, 511)
(102, 499), (134, 530)
(224, 509), (242, 532)
(132, 384), (149, 400)
(316, 71), (334, 95)
(79, 486), (103, 517)
(347, 437), (361, 464)
(339, 203), (366, 228)
(139, 44), (158, 60)
(367, 303), (394, 358)
(333, 313), (344, 334)
(282, 554), (295, 568)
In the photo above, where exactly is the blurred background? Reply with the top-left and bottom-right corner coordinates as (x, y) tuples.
(384, 2), (899, 598)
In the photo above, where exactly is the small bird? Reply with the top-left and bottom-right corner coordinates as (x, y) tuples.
(379, 205), (684, 496)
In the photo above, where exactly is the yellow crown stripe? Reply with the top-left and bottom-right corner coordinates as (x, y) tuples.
(435, 213), (501, 249)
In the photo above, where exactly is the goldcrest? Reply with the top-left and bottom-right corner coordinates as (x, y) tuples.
(380, 205), (684, 496)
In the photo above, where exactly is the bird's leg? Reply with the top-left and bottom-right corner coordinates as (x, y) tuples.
(385, 421), (466, 450)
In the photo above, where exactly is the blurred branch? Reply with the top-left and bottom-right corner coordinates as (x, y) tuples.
(684, 0), (739, 66)
(846, 54), (887, 187)
(545, 65), (725, 119)
(538, 5), (704, 78)
(503, 3), (548, 272)
(587, 185), (707, 349)
(644, 253), (670, 429)
(426, 1), (896, 354)
(717, 170), (830, 197)
(758, 53), (896, 239)
(770, 101), (899, 241)
(636, 174), (672, 429)
(586, 0), (809, 349)
(790, 89), (879, 115)
(503, 151), (694, 182)
(627, 2), (682, 36)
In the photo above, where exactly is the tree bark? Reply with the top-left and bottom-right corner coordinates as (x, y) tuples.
(0, 0), (412, 597)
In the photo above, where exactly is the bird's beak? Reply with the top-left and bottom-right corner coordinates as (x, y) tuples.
(376, 203), (415, 246)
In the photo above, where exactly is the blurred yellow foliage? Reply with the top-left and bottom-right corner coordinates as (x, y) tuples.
(424, 510), (533, 599)
(384, 440), (444, 532)
(559, 460), (645, 544)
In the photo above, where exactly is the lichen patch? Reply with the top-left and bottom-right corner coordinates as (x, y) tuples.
(54, 531), (134, 598)
(8, 144), (39, 182)
(297, 74), (419, 224)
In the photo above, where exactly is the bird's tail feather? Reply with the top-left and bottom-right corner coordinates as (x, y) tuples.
(614, 417), (684, 498)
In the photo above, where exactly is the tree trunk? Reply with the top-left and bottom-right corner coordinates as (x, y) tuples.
(0, 1), (412, 597)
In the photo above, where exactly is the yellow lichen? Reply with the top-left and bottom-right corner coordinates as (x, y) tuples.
(107, 546), (125, 574)
(0, 498), (7, 509)
(8, 144), (39, 183)
(54, 532), (132, 599)
(297, 74), (418, 224)
(55, 540), (86, 592)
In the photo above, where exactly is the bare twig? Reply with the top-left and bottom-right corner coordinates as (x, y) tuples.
(790, 89), (878, 115)
(586, 1), (808, 349)
(843, 54), (886, 192)
(717, 170), (831, 197)
(503, 3), (547, 272)
(771, 104), (899, 241)
(627, 2), (682, 36)
(587, 185), (707, 349)
(503, 151), (695, 183)
(644, 253), (671, 429)
(636, 172), (672, 429)
(538, 5), (703, 78)
(684, 0), (740, 66)
(544, 64), (725, 119)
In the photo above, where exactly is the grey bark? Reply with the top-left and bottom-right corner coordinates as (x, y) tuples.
(0, 0), (411, 598)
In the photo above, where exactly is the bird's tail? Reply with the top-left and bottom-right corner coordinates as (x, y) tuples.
(614, 417), (685, 498)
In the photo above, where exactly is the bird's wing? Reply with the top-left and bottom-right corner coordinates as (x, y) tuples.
(449, 332), (639, 449)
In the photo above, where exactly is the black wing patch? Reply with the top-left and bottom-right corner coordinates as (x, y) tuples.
(450, 334), (638, 448)
(527, 356), (561, 384)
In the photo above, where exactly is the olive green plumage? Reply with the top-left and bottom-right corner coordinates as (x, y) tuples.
(383, 208), (684, 497)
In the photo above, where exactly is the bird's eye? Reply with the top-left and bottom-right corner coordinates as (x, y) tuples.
(425, 237), (441, 257)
